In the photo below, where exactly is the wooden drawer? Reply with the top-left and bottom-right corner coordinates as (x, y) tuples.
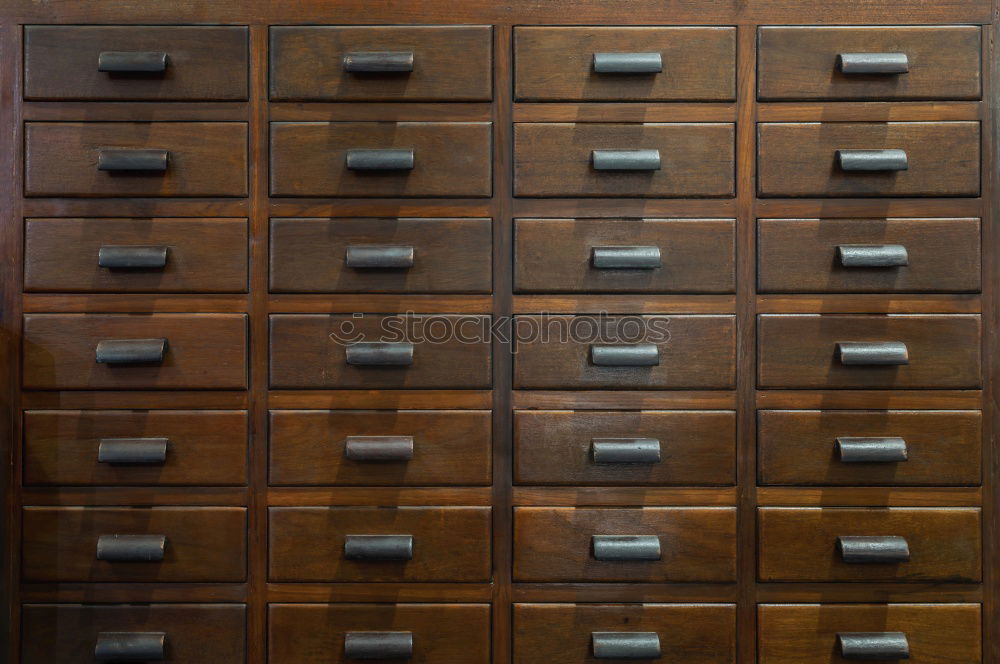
(25, 218), (249, 293)
(24, 26), (249, 101)
(268, 603), (491, 664)
(22, 603), (246, 664)
(757, 314), (982, 389)
(514, 27), (735, 101)
(514, 218), (735, 294)
(758, 603), (982, 664)
(269, 217), (492, 294)
(514, 123), (735, 198)
(514, 410), (735, 486)
(268, 506), (491, 582)
(269, 410), (491, 486)
(757, 218), (981, 293)
(269, 314), (491, 389)
(23, 410), (249, 487)
(24, 122), (248, 197)
(23, 313), (248, 390)
(270, 122), (492, 197)
(757, 507), (981, 582)
(758, 26), (982, 101)
(513, 603), (736, 664)
(513, 507), (737, 582)
(513, 315), (736, 390)
(269, 25), (492, 101)
(757, 122), (980, 198)
(758, 410), (982, 486)
(22, 506), (247, 582)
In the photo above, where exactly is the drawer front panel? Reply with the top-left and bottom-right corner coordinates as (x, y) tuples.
(757, 314), (982, 389)
(270, 217), (492, 294)
(25, 218), (249, 293)
(514, 410), (735, 486)
(515, 218), (735, 294)
(514, 123), (735, 198)
(757, 218), (981, 293)
(513, 507), (737, 582)
(514, 27), (736, 101)
(25, 122), (248, 197)
(22, 506), (247, 582)
(270, 25), (492, 101)
(23, 410), (249, 486)
(23, 313), (248, 390)
(758, 507), (981, 582)
(268, 506), (491, 582)
(269, 410), (492, 486)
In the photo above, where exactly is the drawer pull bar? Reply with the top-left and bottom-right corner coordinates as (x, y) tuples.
(837, 535), (910, 564)
(836, 341), (909, 366)
(838, 632), (910, 660)
(343, 51), (415, 73)
(592, 535), (661, 561)
(98, 245), (169, 270)
(837, 52), (909, 75)
(593, 52), (663, 74)
(592, 632), (662, 660)
(837, 437), (909, 463)
(837, 149), (908, 172)
(95, 338), (167, 365)
(98, 51), (168, 73)
(344, 534), (414, 561)
(345, 631), (414, 660)
(346, 245), (415, 269)
(837, 244), (909, 268)
(345, 342), (414, 366)
(345, 436), (415, 462)
(592, 149), (661, 171)
(96, 534), (167, 562)
(592, 438), (662, 464)
(98, 438), (169, 465)
(591, 344), (660, 367)
(98, 149), (169, 172)
(592, 246), (662, 269)
(95, 631), (167, 661)
(346, 149), (415, 171)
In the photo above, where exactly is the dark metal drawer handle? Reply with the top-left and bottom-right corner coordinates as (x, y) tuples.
(96, 534), (166, 562)
(838, 244), (909, 268)
(98, 245), (169, 270)
(591, 344), (659, 367)
(343, 51), (415, 73)
(346, 149), (415, 171)
(345, 342), (414, 366)
(98, 51), (168, 73)
(346, 245), (415, 269)
(837, 536), (911, 563)
(345, 534), (414, 561)
(837, 149), (908, 172)
(98, 438), (169, 465)
(837, 437), (909, 463)
(345, 436), (415, 462)
(592, 632), (662, 660)
(592, 438), (661, 464)
(592, 149), (661, 171)
(98, 149), (169, 172)
(838, 632), (910, 660)
(592, 246), (662, 270)
(837, 52), (909, 75)
(95, 338), (167, 365)
(593, 52), (663, 74)
(95, 632), (167, 662)
(592, 535), (661, 561)
(837, 341), (909, 366)
(345, 632), (414, 660)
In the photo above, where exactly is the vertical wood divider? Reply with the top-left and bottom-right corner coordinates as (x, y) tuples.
(985, 10), (998, 664)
